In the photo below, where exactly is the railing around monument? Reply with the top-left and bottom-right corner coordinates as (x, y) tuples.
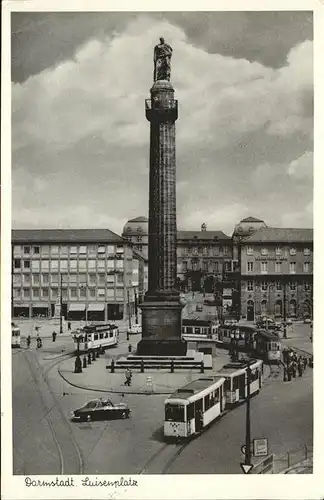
(145, 99), (178, 121)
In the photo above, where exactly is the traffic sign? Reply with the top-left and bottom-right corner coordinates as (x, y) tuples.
(253, 438), (268, 457)
(240, 463), (253, 474)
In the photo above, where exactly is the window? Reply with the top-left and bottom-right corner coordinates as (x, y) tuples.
(32, 274), (40, 285)
(31, 260), (40, 271)
(13, 275), (21, 285)
(116, 260), (124, 269)
(290, 248), (296, 256)
(116, 288), (124, 298)
(247, 281), (254, 291)
(198, 247), (203, 255)
(261, 248), (268, 256)
(304, 248), (311, 256)
(165, 404), (185, 422)
(246, 247), (253, 255)
(88, 260), (96, 270)
(116, 273), (124, 284)
(14, 259), (21, 269)
(33, 288), (40, 298)
(78, 260), (86, 270)
(60, 246), (68, 255)
(33, 246), (40, 255)
(275, 261), (282, 273)
(192, 247), (198, 256)
(97, 288), (105, 298)
(80, 287), (86, 298)
(42, 274), (49, 284)
(107, 245), (115, 255)
(79, 273), (86, 283)
(98, 274), (105, 285)
(304, 281), (311, 291)
(13, 245), (21, 255)
(214, 261), (219, 273)
(116, 245), (124, 254)
(42, 260), (49, 271)
(219, 246), (223, 255)
(70, 260), (77, 270)
(23, 274), (31, 285)
(69, 246), (77, 255)
(203, 261), (208, 272)
(303, 262), (310, 273)
(50, 246), (58, 255)
(136, 236), (142, 243)
(275, 247), (282, 255)
(289, 282), (296, 291)
(62, 289), (68, 299)
(79, 246), (87, 254)
(51, 288), (58, 299)
(261, 262), (268, 274)
(97, 260), (106, 270)
(51, 274), (59, 284)
(89, 289), (96, 298)
(224, 246), (229, 256)
(182, 262), (188, 272)
(23, 260), (30, 269)
(23, 288), (30, 298)
(184, 248), (189, 256)
(89, 274), (96, 285)
(261, 281), (268, 291)
(70, 274), (77, 283)
(289, 262), (296, 274)
(203, 246), (208, 256)
(13, 289), (21, 298)
(50, 260), (58, 271)
(42, 288), (49, 298)
(276, 281), (282, 291)
(107, 275), (115, 284)
(70, 288), (77, 298)
(106, 289), (114, 298)
(213, 246), (219, 256)
(60, 260), (68, 270)
(247, 262), (254, 272)
(24, 246), (30, 254)
(98, 245), (106, 254)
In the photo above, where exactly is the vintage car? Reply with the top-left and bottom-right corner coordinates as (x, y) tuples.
(71, 399), (131, 422)
(196, 304), (203, 312)
(303, 317), (312, 324)
(127, 324), (142, 335)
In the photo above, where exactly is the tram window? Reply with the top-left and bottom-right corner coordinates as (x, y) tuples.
(99, 333), (104, 339)
(94, 334), (99, 341)
(195, 327), (200, 334)
(215, 388), (220, 403)
(187, 403), (194, 420)
(110, 331), (114, 337)
(104, 332), (108, 338)
(165, 404), (185, 422)
(187, 327), (193, 334)
(224, 378), (230, 391)
(233, 376), (239, 391)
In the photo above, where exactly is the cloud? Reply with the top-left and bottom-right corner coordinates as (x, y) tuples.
(12, 16), (313, 233)
(287, 151), (313, 181)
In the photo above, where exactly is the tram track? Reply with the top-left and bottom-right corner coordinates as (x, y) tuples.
(22, 350), (84, 474)
(138, 441), (189, 474)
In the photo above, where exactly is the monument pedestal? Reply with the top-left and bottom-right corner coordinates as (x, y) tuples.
(137, 300), (187, 356)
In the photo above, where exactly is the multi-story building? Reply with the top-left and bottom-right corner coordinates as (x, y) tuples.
(240, 227), (313, 321)
(122, 216), (149, 260)
(11, 229), (144, 321)
(177, 224), (232, 292)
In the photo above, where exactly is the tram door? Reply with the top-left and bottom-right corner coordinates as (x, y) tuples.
(239, 374), (246, 399)
(194, 399), (203, 432)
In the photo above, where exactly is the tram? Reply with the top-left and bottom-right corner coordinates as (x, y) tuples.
(73, 323), (119, 352)
(218, 324), (255, 349)
(216, 359), (263, 405)
(164, 376), (226, 439)
(11, 325), (21, 348)
(181, 319), (219, 341)
(253, 330), (281, 363)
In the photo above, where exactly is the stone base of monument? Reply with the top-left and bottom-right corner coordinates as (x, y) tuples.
(136, 337), (187, 357)
(113, 348), (212, 371)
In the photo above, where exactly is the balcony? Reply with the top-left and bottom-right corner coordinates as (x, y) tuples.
(145, 98), (178, 122)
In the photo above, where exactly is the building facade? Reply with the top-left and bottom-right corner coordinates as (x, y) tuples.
(177, 224), (232, 293)
(12, 229), (144, 321)
(240, 228), (313, 321)
(122, 216), (149, 260)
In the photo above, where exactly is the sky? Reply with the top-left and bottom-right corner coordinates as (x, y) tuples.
(11, 11), (313, 236)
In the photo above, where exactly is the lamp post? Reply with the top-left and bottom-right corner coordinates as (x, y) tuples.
(283, 277), (287, 339)
(59, 274), (63, 334)
(127, 289), (131, 330)
(134, 288), (139, 325)
(244, 361), (252, 468)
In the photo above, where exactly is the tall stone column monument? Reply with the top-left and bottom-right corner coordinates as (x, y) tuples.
(137, 38), (187, 356)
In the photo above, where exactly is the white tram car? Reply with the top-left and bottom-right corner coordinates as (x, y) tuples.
(11, 325), (21, 348)
(164, 359), (264, 439)
(73, 323), (119, 352)
(164, 376), (226, 439)
(181, 319), (219, 342)
(216, 359), (263, 406)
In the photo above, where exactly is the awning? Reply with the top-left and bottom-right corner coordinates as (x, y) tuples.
(32, 303), (48, 308)
(87, 303), (105, 312)
(13, 305), (29, 309)
(68, 303), (86, 312)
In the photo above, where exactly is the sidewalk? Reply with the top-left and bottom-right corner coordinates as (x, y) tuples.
(57, 349), (231, 395)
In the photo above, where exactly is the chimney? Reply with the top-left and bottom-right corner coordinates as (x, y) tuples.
(201, 223), (207, 232)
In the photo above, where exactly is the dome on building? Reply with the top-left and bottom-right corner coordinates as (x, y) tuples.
(122, 216), (148, 236)
(232, 216), (267, 238)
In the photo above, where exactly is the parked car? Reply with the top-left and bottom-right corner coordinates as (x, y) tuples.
(127, 324), (142, 335)
(196, 305), (203, 312)
(71, 399), (131, 422)
(303, 317), (311, 324)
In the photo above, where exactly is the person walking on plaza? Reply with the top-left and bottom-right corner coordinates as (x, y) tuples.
(298, 359), (303, 377)
(124, 368), (132, 386)
(68, 321), (71, 332)
(303, 356), (308, 371)
(26, 335), (31, 348)
(52, 330), (57, 343)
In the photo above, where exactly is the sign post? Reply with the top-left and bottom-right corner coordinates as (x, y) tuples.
(240, 361), (253, 474)
(253, 438), (268, 457)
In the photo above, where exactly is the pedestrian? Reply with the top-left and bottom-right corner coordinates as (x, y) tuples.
(303, 356), (308, 370)
(36, 336), (42, 349)
(283, 364), (288, 382)
(52, 331), (57, 343)
(26, 335), (31, 348)
(124, 368), (132, 386)
(68, 321), (71, 331)
(298, 360), (303, 377)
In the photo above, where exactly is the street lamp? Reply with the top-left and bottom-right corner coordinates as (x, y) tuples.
(283, 278), (287, 339)
(244, 361), (253, 469)
(59, 274), (63, 334)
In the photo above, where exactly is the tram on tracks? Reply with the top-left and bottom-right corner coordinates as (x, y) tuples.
(181, 319), (219, 341)
(217, 324), (281, 363)
(164, 358), (264, 439)
(72, 323), (119, 352)
(11, 324), (21, 348)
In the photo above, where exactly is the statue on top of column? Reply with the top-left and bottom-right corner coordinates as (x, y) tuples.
(154, 37), (173, 82)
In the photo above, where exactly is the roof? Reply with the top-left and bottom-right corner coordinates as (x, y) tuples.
(168, 377), (224, 399)
(240, 216), (264, 223)
(216, 359), (261, 376)
(242, 227), (313, 244)
(127, 216), (148, 223)
(255, 330), (280, 340)
(12, 229), (126, 244)
(182, 319), (217, 327)
(177, 230), (230, 241)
